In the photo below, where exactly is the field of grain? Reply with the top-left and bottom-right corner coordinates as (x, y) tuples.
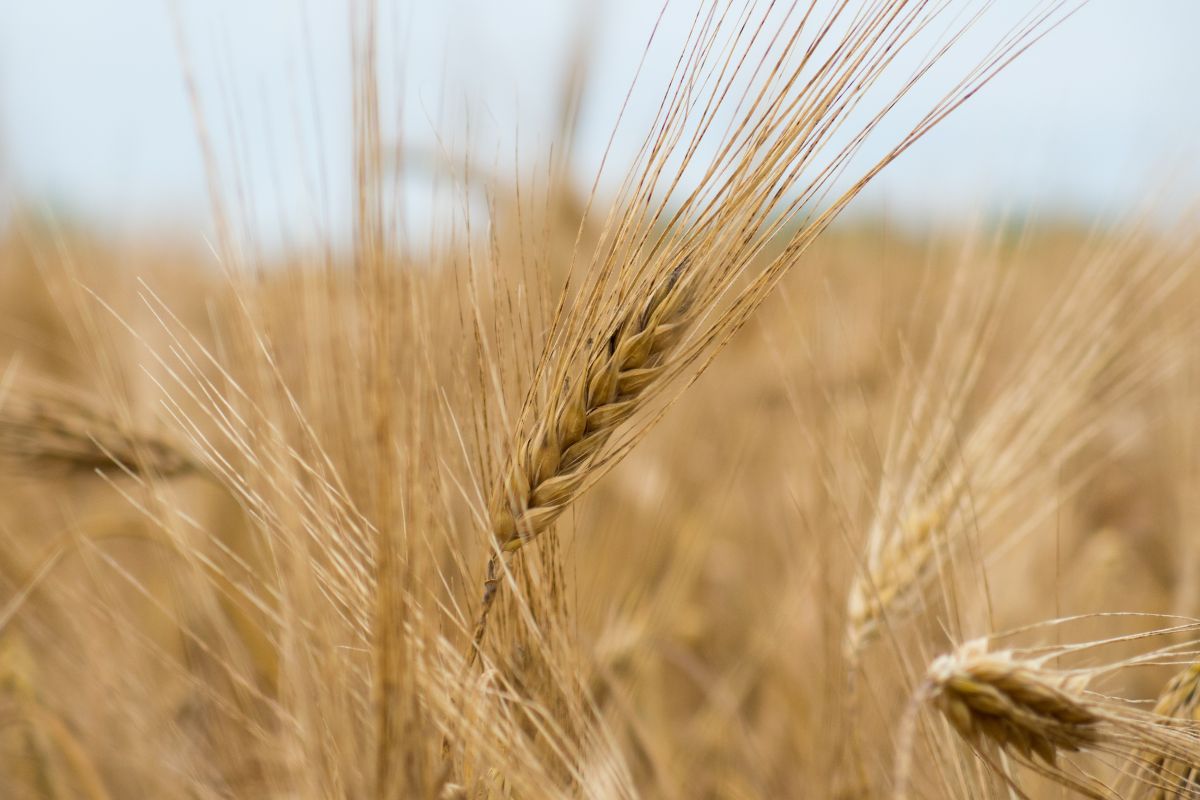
(1, 2), (1199, 798)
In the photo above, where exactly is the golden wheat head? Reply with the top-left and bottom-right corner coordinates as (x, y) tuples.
(925, 638), (1100, 766)
(473, 264), (692, 657)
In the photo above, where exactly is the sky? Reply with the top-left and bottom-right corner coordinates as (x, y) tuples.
(0, 1), (1197, 249)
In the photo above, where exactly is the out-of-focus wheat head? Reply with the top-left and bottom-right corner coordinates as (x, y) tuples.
(0, 384), (199, 479)
(845, 227), (1189, 661)
(1135, 661), (1200, 799)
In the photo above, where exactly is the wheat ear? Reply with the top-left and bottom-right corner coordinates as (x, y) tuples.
(468, 0), (1083, 660)
(0, 392), (198, 479)
(471, 266), (691, 659)
(909, 627), (1200, 799)
(924, 638), (1100, 766)
(1138, 662), (1200, 799)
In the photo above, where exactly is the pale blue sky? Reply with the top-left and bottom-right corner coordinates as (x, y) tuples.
(0, 1), (1197, 248)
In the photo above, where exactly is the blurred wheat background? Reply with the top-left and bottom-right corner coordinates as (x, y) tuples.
(0, 2), (1199, 798)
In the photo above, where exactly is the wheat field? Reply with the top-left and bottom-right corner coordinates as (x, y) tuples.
(1, 2), (1199, 798)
